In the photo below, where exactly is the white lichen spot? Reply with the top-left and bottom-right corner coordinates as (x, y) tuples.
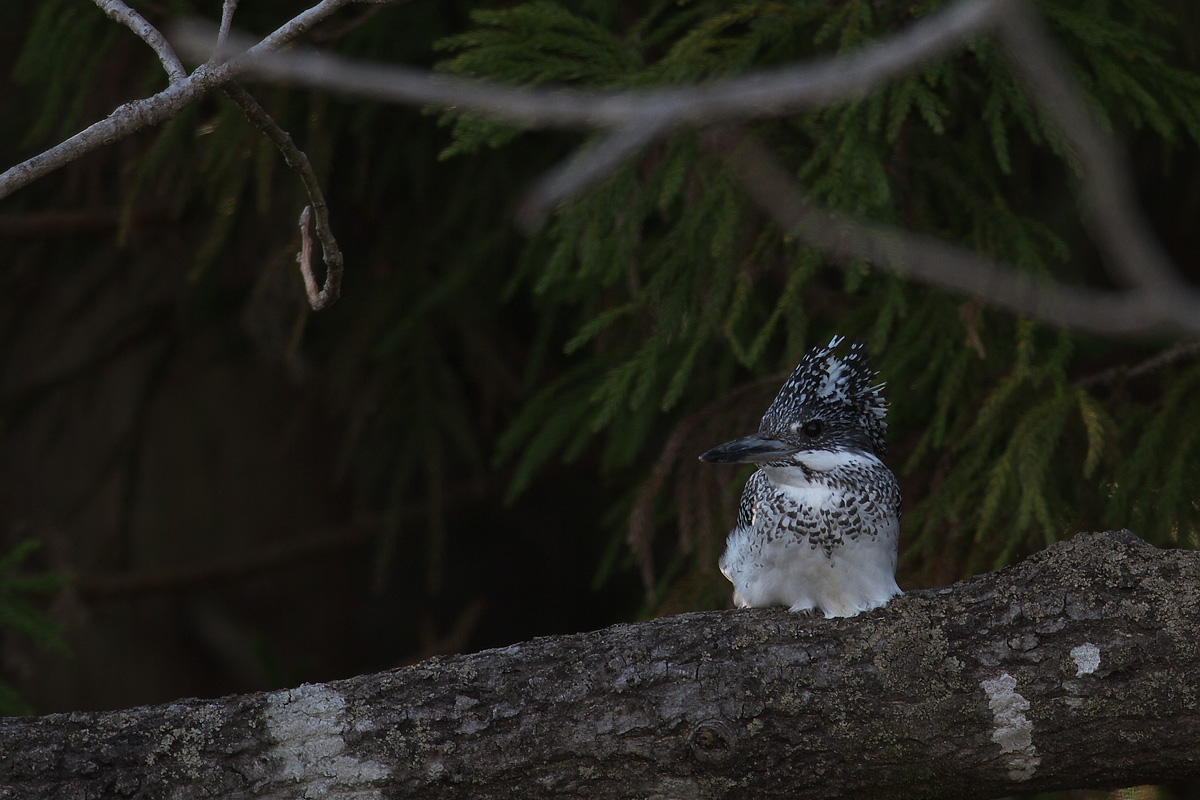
(981, 673), (1040, 781)
(264, 684), (390, 799)
(1070, 643), (1101, 677)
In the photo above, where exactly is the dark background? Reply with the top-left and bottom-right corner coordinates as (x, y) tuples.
(2, 0), (1199, 732)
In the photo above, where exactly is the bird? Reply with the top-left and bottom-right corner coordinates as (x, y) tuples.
(700, 335), (901, 618)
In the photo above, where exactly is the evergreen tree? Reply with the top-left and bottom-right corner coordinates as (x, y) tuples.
(434, 0), (1200, 605)
(2, 0), (1199, 721)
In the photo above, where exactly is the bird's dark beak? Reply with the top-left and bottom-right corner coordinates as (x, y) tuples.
(699, 433), (797, 464)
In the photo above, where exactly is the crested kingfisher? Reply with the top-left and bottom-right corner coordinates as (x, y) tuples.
(700, 335), (901, 618)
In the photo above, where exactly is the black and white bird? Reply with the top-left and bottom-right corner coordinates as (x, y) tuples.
(700, 335), (901, 618)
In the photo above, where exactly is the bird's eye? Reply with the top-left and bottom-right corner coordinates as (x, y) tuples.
(803, 420), (824, 438)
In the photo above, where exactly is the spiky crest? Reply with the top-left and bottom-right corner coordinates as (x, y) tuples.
(759, 335), (889, 456)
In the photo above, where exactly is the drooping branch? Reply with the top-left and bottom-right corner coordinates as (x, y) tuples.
(221, 83), (344, 309)
(3, 531), (1199, 799)
(627, 375), (784, 602)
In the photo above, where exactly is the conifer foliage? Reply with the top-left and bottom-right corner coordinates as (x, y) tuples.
(435, 0), (1200, 601)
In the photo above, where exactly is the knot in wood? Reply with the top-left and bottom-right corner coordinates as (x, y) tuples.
(688, 719), (736, 763)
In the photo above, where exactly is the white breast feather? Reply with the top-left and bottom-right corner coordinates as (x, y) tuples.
(719, 452), (900, 618)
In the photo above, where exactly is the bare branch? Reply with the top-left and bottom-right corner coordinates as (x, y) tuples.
(302, 205), (344, 310)
(221, 82), (343, 309)
(169, 0), (1200, 336)
(0, 82), (203, 200)
(296, 206), (339, 309)
(216, 0), (239, 50)
(709, 128), (1200, 336)
(0, 0), (360, 202)
(173, 0), (1006, 130)
(8, 0), (1199, 333)
(93, 0), (187, 84)
(210, 0), (363, 61)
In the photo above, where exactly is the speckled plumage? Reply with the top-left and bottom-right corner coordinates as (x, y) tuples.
(701, 336), (902, 618)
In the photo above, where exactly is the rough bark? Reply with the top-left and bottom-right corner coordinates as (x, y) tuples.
(2, 530), (1198, 799)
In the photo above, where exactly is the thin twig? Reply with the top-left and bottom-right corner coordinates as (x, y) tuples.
(0, 0), (360, 201)
(1075, 340), (1200, 389)
(222, 82), (343, 309)
(297, 206), (326, 305)
(93, 0), (187, 83)
(310, 2), (400, 44)
(216, 0), (239, 50)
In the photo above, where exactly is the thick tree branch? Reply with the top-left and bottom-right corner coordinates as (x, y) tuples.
(3, 531), (1198, 799)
